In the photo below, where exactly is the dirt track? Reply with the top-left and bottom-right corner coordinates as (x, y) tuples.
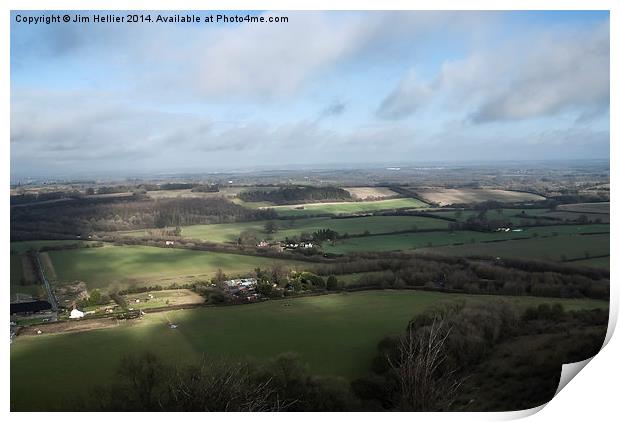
(19, 317), (141, 336)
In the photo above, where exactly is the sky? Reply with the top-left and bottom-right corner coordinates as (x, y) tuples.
(10, 10), (610, 178)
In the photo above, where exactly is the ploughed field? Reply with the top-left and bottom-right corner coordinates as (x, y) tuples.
(10, 290), (607, 411)
(416, 188), (545, 206)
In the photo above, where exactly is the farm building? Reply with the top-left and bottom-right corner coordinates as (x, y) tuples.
(224, 278), (258, 289)
(69, 309), (85, 319)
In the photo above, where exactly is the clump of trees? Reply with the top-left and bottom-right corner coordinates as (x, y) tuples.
(239, 186), (352, 205)
(80, 352), (356, 411)
(312, 254), (609, 300)
(78, 289), (109, 308)
(352, 301), (607, 411)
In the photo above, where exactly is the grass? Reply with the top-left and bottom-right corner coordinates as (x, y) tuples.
(10, 290), (607, 410)
(419, 233), (609, 265)
(428, 207), (610, 224)
(428, 208), (555, 223)
(124, 215), (451, 243)
(123, 289), (205, 310)
(10, 240), (92, 254)
(546, 211), (609, 223)
(270, 198), (428, 217)
(10, 254), (44, 298)
(322, 224), (609, 254)
(45, 245), (309, 292)
(567, 256), (610, 269)
(557, 202), (609, 214)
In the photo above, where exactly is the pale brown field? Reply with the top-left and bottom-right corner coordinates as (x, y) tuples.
(146, 186), (252, 199)
(416, 188), (545, 206)
(344, 186), (399, 200)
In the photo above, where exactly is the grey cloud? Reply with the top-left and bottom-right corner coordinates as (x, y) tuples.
(376, 72), (433, 119)
(472, 23), (609, 123)
(320, 100), (346, 118)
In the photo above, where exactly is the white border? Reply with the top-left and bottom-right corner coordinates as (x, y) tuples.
(2, 1), (616, 420)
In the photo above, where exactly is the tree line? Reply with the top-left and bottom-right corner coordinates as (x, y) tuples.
(11, 196), (277, 239)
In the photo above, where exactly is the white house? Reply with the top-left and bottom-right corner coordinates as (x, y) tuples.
(69, 309), (85, 319)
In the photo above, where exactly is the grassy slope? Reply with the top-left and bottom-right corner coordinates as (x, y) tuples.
(124, 215), (451, 243)
(419, 233), (609, 265)
(557, 202), (609, 213)
(46, 245), (309, 291)
(10, 290), (607, 410)
(572, 256), (610, 269)
(323, 224), (609, 254)
(10, 240), (92, 254)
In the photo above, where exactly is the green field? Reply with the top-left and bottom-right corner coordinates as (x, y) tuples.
(270, 198), (428, 217)
(322, 224), (609, 254)
(10, 290), (607, 410)
(419, 233), (610, 265)
(558, 202), (609, 214)
(45, 245), (309, 292)
(428, 208), (558, 224)
(125, 215), (451, 243)
(10, 240), (92, 254)
(10, 254), (44, 298)
(565, 256), (610, 269)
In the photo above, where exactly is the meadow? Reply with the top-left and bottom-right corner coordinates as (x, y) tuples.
(557, 202), (610, 214)
(10, 290), (607, 410)
(10, 240), (92, 254)
(419, 233), (610, 266)
(123, 215), (452, 243)
(43, 245), (309, 292)
(322, 224), (609, 254)
(10, 255), (44, 298)
(426, 208), (578, 224)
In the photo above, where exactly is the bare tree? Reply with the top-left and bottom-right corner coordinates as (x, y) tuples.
(167, 357), (295, 411)
(390, 317), (464, 411)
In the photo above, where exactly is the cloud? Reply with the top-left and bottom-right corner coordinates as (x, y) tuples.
(320, 100), (347, 118)
(472, 22), (609, 122)
(376, 71), (433, 119)
(10, 11), (610, 177)
(377, 19), (609, 123)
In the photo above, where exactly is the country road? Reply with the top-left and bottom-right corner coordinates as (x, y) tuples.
(33, 252), (59, 312)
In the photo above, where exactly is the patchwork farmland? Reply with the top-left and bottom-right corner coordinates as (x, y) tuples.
(10, 168), (610, 412)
